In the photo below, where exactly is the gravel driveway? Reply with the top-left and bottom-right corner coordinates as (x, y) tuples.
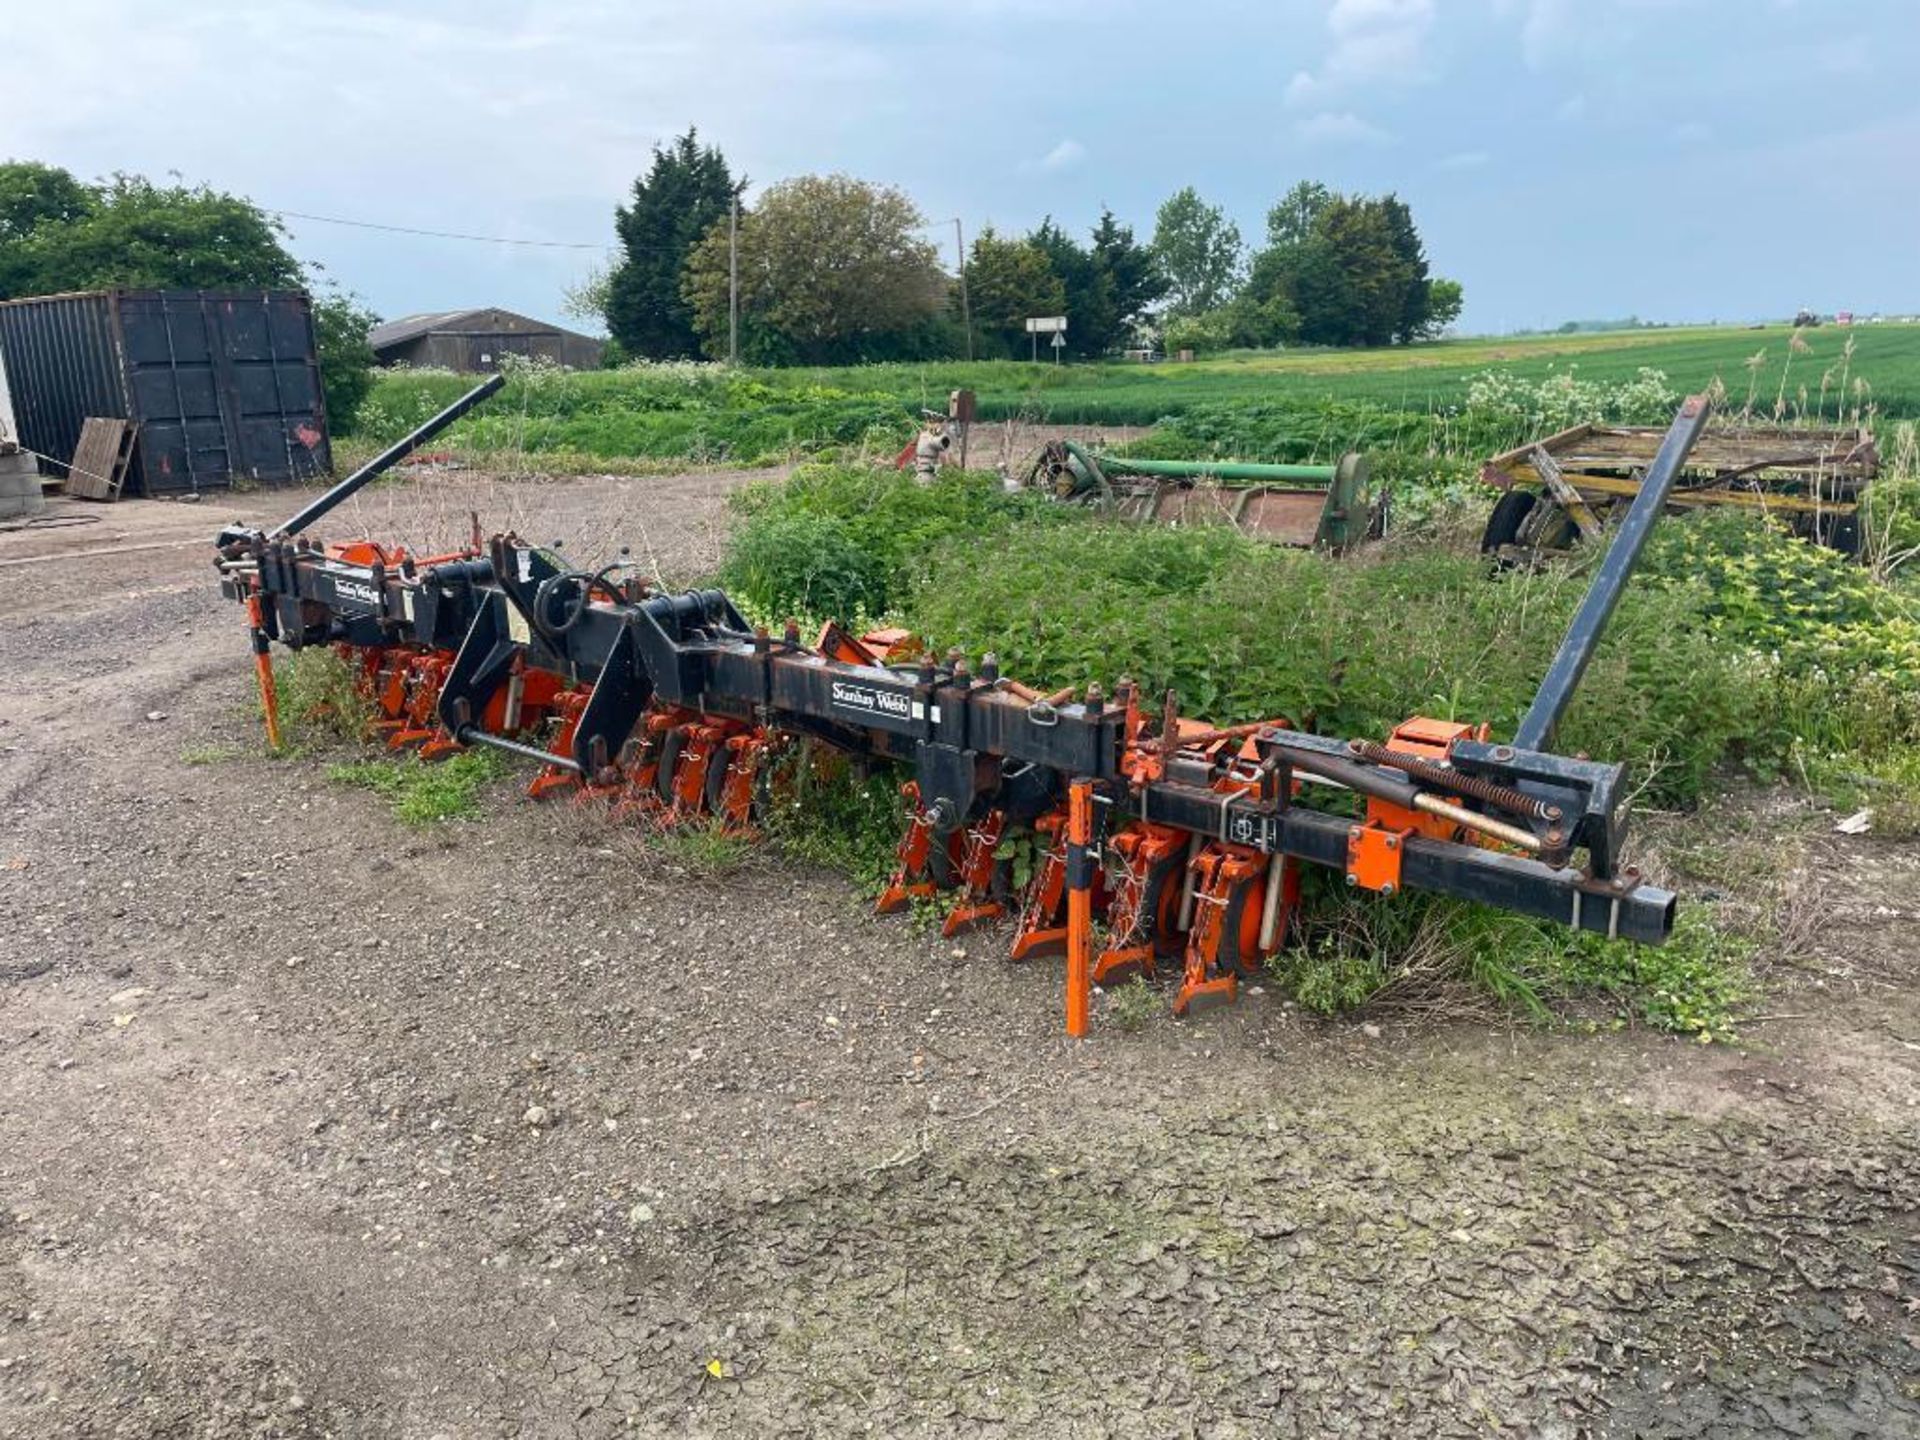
(2, 473), (1918, 1438)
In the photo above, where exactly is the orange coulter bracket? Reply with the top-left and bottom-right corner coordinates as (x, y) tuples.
(1010, 810), (1069, 959)
(527, 689), (590, 799)
(1093, 821), (1189, 986)
(1173, 844), (1296, 1018)
(713, 731), (774, 832)
(941, 810), (1007, 938)
(876, 783), (964, 915)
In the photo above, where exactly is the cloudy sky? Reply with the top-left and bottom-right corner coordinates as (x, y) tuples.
(8, 0), (1913, 334)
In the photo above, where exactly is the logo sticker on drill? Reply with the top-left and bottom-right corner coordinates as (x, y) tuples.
(332, 578), (383, 610)
(830, 680), (913, 722)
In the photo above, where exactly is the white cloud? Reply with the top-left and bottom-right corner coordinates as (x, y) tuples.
(1037, 139), (1086, 172)
(1284, 71), (1328, 109)
(1286, 0), (1434, 109)
(1296, 111), (1395, 146)
(1437, 149), (1489, 169)
(1517, 0), (1578, 69)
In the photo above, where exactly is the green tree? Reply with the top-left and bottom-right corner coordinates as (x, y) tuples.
(1028, 217), (1111, 358)
(682, 174), (947, 364)
(1425, 277), (1465, 335)
(1378, 194), (1431, 344)
(1243, 184), (1454, 349)
(1265, 180), (1333, 249)
(311, 291), (381, 429)
(0, 161), (94, 294)
(1089, 208), (1165, 351)
(962, 225), (1066, 357)
(1150, 187), (1243, 318)
(605, 129), (742, 359)
(13, 173), (302, 294)
(1309, 196), (1409, 347)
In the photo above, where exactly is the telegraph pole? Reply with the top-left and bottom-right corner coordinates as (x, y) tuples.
(728, 198), (740, 365)
(954, 217), (974, 362)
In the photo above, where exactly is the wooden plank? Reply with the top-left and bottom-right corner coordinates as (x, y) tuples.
(1529, 445), (1606, 535)
(1534, 425), (1875, 478)
(1569, 471), (1860, 516)
(1482, 423), (1593, 475)
(63, 418), (133, 501)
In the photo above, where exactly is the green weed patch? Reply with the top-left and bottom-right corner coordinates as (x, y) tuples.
(326, 749), (509, 825)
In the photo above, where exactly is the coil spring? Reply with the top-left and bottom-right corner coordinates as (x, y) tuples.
(1347, 740), (1558, 822)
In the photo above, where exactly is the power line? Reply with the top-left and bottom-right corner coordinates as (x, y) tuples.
(268, 207), (604, 250)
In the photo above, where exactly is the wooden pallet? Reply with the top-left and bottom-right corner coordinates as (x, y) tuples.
(64, 417), (137, 501)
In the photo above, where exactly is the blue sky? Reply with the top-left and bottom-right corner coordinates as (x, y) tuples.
(9, 0), (1915, 335)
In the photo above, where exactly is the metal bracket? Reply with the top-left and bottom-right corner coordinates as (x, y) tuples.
(1346, 823), (1405, 895)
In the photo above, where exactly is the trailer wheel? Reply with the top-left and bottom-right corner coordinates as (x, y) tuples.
(1813, 510), (1863, 556)
(1518, 498), (1579, 552)
(1481, 489), (1537, 552)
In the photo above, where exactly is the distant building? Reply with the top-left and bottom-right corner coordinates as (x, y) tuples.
(368, 307), (603, 372)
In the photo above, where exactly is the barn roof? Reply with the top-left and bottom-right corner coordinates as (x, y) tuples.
(368, 307), (586, 351)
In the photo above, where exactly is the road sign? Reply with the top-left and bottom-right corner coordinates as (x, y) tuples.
(1025, 316), (1068, 334)
(1050, 333), (1066, 348)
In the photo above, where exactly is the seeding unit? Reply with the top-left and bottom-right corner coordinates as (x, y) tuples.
(216, 378), (1706, 1034)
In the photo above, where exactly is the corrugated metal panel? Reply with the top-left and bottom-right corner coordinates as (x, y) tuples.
(0, 289), (331, 495)
(0, 293), (131, 479)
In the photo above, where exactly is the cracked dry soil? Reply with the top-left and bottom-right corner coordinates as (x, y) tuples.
(2, 474), (1918, 1438)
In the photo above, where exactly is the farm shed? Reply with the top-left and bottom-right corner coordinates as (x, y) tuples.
(0, 289), (331, 496)
(368, 308), (603, 372)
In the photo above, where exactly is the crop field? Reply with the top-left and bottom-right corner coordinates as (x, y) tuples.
(350, 323), (1920, 468)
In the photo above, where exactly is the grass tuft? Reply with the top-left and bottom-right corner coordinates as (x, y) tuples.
(326, 748), (509, 825)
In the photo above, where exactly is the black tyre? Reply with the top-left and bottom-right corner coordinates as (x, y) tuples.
(704, 742), (732, 815)
(1216, 876), (1268, 978)
(1823, 511), (1863, 557)
(1481, 489), (1537, 553)
(1518, 498), (1579, 552)
(1141, 856), (1189, 958)
(654, 727), (686, 806)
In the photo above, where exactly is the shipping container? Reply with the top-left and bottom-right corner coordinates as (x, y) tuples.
(0, 289), (332, 496)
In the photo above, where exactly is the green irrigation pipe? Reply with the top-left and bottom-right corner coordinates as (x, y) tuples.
(1088, 454), (1342, 485)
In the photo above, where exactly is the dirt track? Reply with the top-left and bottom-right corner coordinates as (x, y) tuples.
(3, 472), (1920, 1438)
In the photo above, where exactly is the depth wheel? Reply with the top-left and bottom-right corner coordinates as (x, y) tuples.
(654, 727), (686, 806)
(1142, 856), (1188, 959)
(1215, 874), (1269, 978)
(704, 740), (733, 815)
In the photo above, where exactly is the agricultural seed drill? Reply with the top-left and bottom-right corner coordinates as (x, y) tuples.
(215, 379), (1705, 1034)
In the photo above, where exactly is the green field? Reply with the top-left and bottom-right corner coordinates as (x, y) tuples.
(351, 322), (1916, 467)
(791, 323), (1915, 426)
